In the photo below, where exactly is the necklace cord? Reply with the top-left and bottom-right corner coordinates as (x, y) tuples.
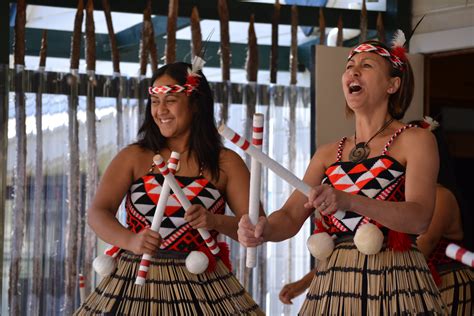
(349, 118), (394, 163)
(354, 117), (395, 146)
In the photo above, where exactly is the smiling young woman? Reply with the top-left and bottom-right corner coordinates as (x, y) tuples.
(75, 61), (264, 315)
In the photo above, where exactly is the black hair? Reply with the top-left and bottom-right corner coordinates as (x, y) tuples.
(135, 62), (223, 181)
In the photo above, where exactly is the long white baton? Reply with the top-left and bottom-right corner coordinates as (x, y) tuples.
(153, 155), (221, 255)
(219, 124), (345, 220)
(246, 114), (264, 268)
(135, 152), (180, 285)
(79, 273), (86, 303)
(446, 243), (474, 268)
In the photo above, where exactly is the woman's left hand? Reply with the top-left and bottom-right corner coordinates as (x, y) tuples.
(304, 184), (350, 216)
(184, 204), (216, 230)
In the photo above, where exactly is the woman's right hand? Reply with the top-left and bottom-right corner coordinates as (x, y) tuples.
(279, 280), (307, 304)
(238, 215), (266, 247)
(127, 228), (162, 255)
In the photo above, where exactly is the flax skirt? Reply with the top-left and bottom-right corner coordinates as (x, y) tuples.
(437, 262), (473, 315)
(299, 240), (448, 315)
(75, 251), (263, 315)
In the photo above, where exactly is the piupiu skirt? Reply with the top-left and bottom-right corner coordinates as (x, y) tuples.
(437, 262), (473, 315)
(75, 250), (263, 315)
(299, 239), (448, 315)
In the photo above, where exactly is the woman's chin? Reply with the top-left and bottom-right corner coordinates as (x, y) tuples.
(346, 103), (364, 112)
(158, 128), (174, 138)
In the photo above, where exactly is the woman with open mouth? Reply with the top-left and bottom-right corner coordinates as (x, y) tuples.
(238, 31), (448, 315)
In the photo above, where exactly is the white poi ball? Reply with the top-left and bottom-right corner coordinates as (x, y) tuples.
(307, 232), (335, 260)
(354, 223), (384, 255)
(93, 254), (117, 277)
(185, 251), (209, 274)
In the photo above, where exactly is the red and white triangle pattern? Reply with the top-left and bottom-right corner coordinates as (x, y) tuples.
(127, 173), (227, 247)
(324, 157), (405, 232)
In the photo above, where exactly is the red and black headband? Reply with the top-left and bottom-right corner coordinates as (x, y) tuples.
(347, 30), (408, 72)
(149, 56), (205, 97)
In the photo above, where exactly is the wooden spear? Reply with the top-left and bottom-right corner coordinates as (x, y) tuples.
(27, 29), (47, 316)
(359, 0), (367, 43)
(102, 0), (125, 150)
(64, 0), (83, 313)
(319, 7), (326, 46)
(270, 0), (280, 84)
(83, 0), (99, 306)
(376, 12), (385, 44)
(246, 15), (258, 83)
(217, 0), (231, 125)
(190, 6), (202, 61)
(144, 0), (158, 73)
(218, 0), (230, 82)
(166, 0), (178, 63)
(289, 5), (298, 86)
(102, 0), (120, 74)
(336, 15), (343, 47)
(9, 0), (26, 314)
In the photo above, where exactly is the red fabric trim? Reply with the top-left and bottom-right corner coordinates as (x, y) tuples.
(387, 230), (412, 251)
(216, 242), (233, 272)
(428, 261), (442, 286)
(197, 245), (217, 272)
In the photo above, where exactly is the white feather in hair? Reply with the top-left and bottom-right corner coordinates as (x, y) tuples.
(391, 29), (406, 48)
(423, 116), (440, 131)
(190, 55), (205, 76)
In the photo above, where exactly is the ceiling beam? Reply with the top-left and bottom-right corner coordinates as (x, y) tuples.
(9, 0), (381, 29)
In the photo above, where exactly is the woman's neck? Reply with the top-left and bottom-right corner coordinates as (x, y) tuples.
(166, 134), (191, 154)
(354, 110), (392, 142)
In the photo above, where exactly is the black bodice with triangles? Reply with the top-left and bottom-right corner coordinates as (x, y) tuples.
(125, 174), (225, 252)
(322, 155), (406, 234)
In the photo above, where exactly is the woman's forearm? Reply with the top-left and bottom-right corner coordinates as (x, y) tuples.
(213, 214), (240, 240)
(348, 195), (432, 234)
(300, 268), (317, 288)
(88, 209), (135, 251)
(416, 234), (439, 258)
(264, 209), (310, 242)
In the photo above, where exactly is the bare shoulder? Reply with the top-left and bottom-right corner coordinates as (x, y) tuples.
(436, 185), (458, 207)
(302, 139), (341, 185)
(313, 139), (342, 168)
(114, 144), (151, 164)
(219, 147), (243, 163)
(214, 148), (249, 192)
(108, 144), (155, 180)
(405, 127), (437, 155)
(391, 125), (436, 153)
(219, 148), (248, 172)
(400, 126), (436, 145)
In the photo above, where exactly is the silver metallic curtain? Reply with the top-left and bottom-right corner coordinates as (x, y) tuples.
(214, 82), (312, 315)
(2, 71), (311, 315)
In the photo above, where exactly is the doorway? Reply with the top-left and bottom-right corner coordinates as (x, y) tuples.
(425, 49), (474, 247)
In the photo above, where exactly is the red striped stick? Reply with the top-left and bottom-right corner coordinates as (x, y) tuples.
(246, 114), (264, 268)
(135, 152), (180, 285)
(78, 273), (86, 304)
(446, 243), (474, 268)
(154, 155), (221, 255)
(218, 124), (345, 220)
